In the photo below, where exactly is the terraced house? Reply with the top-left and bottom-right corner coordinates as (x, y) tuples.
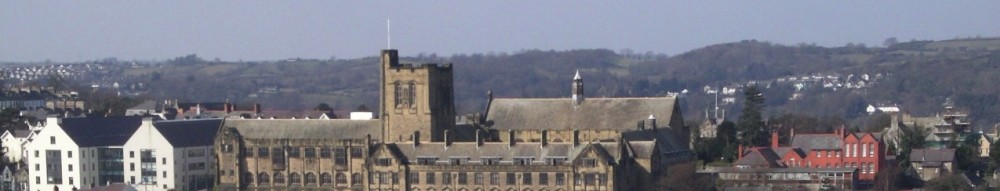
(213, 49), (693, 191)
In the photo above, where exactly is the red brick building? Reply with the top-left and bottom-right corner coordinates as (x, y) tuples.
(737, 127), (885, 181)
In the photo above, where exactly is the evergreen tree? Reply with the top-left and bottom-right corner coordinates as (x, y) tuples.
(737, 85), (768, 147)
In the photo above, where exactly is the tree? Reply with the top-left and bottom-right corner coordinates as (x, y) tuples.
(924, 174), (971, 191)
(737, 85), (768, 147)
(314, 103), (333, 111)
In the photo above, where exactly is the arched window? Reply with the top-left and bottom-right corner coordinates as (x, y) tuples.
(336, 173), (348, 185)
(321, 173), (332, 185)
(258, 173), (270, 184)
(351, 173), (362, 185)
(273, 172), (285, 184)
(289, 173), (301, 184)
(305, 173), (317, 185)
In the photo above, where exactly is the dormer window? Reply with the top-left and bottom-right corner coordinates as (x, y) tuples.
(514, 157), (534, 165)
(547, 157), (567, 165)
(416, 157), (437, 165)
(482, 157), (501, 165)
(581, 158), (597, 167)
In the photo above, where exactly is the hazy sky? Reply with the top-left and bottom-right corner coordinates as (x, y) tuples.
(2, 1), (999, 62)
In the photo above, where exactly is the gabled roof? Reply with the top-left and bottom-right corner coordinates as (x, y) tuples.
(910, 148), (956, 163)
(60, 117), (143, 147)
(153, 119), (223, 147)
(734, 148), (781, 167)
(790, 134), (843, 150)
(222, 119), (381, 140)
(485, 97), (678, 131)
(12, 129), (32, 138)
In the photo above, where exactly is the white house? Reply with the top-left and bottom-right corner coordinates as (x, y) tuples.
(26, 116), (221, 191)
(1, 164), (14, 191)
(123, 119), (219, 191)
(1, 129), (33, 163)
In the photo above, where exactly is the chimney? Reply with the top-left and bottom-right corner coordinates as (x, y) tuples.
(475, 129), (483, 148)
(254, 103), (261, 114)
(224, 103), (232, 113)
(412, 131), (420, 147)
(508, 130), (516, 148)
(891, 113), (899, 130)
(840, 126), (847, 137)
(541, 130), (549, 148)
(195, 104), (202, 115)
(45, 115), (61, 126)
(364, 134), (372, 157)
(646, 115), (657, 130)
(572, 70), (584, 107)
(444, 130), (452, 149)
(771, 131), (779, 147)
(790, 128), (795, 140)
(572, 129), (581, 147)
(738, 145), (744, 160)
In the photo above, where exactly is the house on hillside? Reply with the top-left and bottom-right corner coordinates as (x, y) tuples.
(909, 148), (957, 181)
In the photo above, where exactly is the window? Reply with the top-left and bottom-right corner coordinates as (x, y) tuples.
(474, 173), (483, 185)
(514, 157), (533, 165)
(187, 163), (206, 170)
(304, 148), (315, 158)
(289, 173), (301, 184)
(163, 171), (167, 178)
(417, 157), (437, 165)
(287, 147), (300, 158)
(305, 173), (316, 185)
(506, 173), (516, 184)
(868, 143), (875, 157)
(243, 148), (253, 157)
(69, 164), (74, 172)
(272, 148), (286, 170)
(393, 82), (417, 108)
(257, 147), (269, 157)
(409, 172), (419, 183)
(826, 150), (831, 157)
(376, 158), (392, 166)
(449, 157), (467, 165)
(483, 157), (501, 165)
(575, 173), (582, 185)
(259, 173), (270, 183)
(46, 150), (63, 184)
(50, 136), (55, 144)
(523, 173), (532, 185)
(350, 147), (363, 158)
(35, 150), (39, 158)
(442, 172), (452, 184)
(816, 151), (820, 157)
(162, 157), (167, 165)
(321, 173), (332, 185)
(34, 164), (39, 171)
(547, 157), (567, 165)
(320, 148), (331, 158)
(335, 172), (347, 184)
(457, 173), (467, 184)
(861, 143), (867, 158)
(129, 151), (135, 158)
(490, 173), (499, 185)
(351, 173), (361, 185)
(425, 172), (435, 184)
(585, 173), (596, 185)
(273, 173), (285, 183)
(130, 163), (135, 171)
(582, 158), (597, 167)
(539, 173), (548, 185)
(599, 174), (608, 185)
(140, 150), (157, 184)
(69, 151), (73, 158)
(334, 148), (348, 165)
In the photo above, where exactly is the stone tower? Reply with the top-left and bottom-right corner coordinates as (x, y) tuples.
(380, 49), (456, 142)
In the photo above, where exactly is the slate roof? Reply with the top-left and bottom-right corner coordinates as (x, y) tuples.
(386, 141), (623, 164)
(222, 119), (382, 140)
(734, 148), (781, 167)
(12, 129), (32, 138)
(60, 116), (143, 147)
(910, 148), (956, 163)
(485, 97), (678, 131)
(153, 119), (223, 147)
(790, 134), (843, 150)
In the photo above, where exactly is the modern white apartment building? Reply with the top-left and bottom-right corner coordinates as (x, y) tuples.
(26, 116), (220, 191)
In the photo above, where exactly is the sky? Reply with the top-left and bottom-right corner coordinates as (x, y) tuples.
(2, 1), (999, 62)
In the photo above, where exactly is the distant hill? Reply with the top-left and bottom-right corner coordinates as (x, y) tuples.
(7, 37), (1000, 130)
